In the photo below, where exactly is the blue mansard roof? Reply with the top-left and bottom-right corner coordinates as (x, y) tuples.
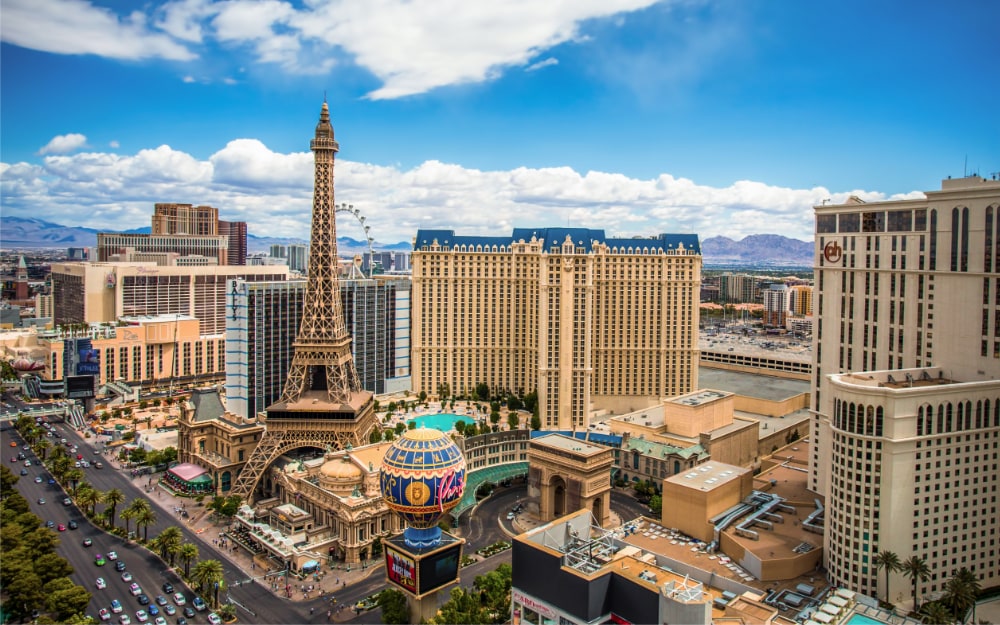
(413, 227), (700, 255)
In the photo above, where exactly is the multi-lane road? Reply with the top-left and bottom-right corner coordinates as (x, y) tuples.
(5, 408), (652, 624)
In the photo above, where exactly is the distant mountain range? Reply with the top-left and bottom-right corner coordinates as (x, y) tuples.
(0, 216), (813, 266)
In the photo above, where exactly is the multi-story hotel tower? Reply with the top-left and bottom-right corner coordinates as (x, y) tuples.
(810, 175), (1000, 602)
(411, 228), (701, 430)
(232, 102), (378, 499)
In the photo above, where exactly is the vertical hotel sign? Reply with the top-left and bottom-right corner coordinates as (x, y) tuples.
(385, 545), (417, 593)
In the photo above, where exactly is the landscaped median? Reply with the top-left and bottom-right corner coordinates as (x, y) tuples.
(475, 540), (511, 558)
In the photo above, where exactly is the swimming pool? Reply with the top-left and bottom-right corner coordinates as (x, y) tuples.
(843, 613), (889, 625)
(407, 413), (476, 432)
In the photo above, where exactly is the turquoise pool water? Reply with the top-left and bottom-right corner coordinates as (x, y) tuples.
(843, 613), (887, 625)
(407, 413), (476, 432)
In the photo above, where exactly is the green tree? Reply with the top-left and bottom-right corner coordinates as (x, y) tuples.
(192, 559), (225, 608)
(152, 528), (184, 566)
(120, 508), (136, 537)
(35, 437), (51, 460)
(874, 550), (901, 604)
(5, 570), (46, 621)
(418, 390), (428, 403)
(66, 468), (85, 495)
(476, 382), (490, 401)
(377, 588), (410, 624)
(179, 542), (199, 577)
(507, 395), (523, 412)
(382, 429), (395, 442)
(45, 579), (92, 622)
(136, 507), (158, 542)
(437, 383), (451, 402)
(408, 420), (416, 430)
(942, 568), (980, 624)
(394, 422), (406, 435)
(530, 414), (541, 430)
(919, 601), (953, 625)
(454, 420), (467, 436)
(507, 412), (519, 430)
(103, 488), (125, 530)
(369, 428), (383, 443)
(523, 390), (538, 415)
(901, 555), (930, 611)
(34, 552), (74, 584)
(649, 494), (662, 515)
(217, 603), (237, 621)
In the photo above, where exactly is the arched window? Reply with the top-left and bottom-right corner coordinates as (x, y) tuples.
(986, 206), (994, 273)
(875, 406), (884, 436)
(674, 460), (680, 475)
(848, 403), (857, 433)
(962, 207), (970, 272)
(930, 209), (938, 270)
(964, 401), (973, 430)
(924, 404), (933, 436)
(945, 403), (954, 431)
(976, 400), (984, 429)
(834, 399), (842, 429)
(937, 405), (945, 433)
(917, 406), (925, 436)
(865, 405), (875, 436)
(951, 207), (960, 272)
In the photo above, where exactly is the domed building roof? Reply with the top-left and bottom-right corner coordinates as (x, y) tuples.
(318, 451), (363, 493)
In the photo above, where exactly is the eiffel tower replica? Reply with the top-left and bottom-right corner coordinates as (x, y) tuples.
(232, 102), (378, 500)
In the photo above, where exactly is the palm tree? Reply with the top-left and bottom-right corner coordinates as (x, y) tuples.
(120, 508), (136, 537)
(192, 559), (225, 608)
(943, 568), (980, 624)
(35, 438), (50, 460)
(179, 543), (199, 577)
(156, 526), (183, 566)
(136, 507), (158, 542)
(66, 469), (85, 495)
(919, 600), (954, 625)
(874, 550), (901, 604)
(103, 489), (125, 530)
(901, 555), (931, 611)
(77, 487), (102, 517)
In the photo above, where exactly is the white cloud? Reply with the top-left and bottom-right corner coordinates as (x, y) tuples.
(303, 0), (663, 99)
(526, 57), (559, 72)
(2, 0), (665, 98)
(1, 137), (914, 244)
(109, 140), (120, 149)
(38, 133), (88, 155)
(1, 0), (195, 61)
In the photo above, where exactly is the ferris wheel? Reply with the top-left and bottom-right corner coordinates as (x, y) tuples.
(335, 202), (375, 278)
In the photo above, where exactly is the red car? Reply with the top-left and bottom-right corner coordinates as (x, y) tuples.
(57, 524), (66, 532)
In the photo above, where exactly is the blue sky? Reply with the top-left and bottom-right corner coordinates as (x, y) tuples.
(2, 0), (998, 245)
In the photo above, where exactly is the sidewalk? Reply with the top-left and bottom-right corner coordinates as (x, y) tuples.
(125, 469), (385, 607)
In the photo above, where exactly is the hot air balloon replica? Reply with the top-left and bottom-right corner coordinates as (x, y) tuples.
(379, 427), (467, 620)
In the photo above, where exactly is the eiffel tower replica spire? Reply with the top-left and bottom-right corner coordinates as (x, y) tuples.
(232, 101), (378, 500)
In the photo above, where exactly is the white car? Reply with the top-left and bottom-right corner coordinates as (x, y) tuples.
(129, 583), (142, 596)
(118, 615), (131, 625)
(98, 609), (111, 621)
(153, 618), (167, 625)
(171, 593), (185, 606)
(96, 577), (107, 589)
(107, 551), (118, 561)
(207, 613), (221, 625)
(135, 610), (148, 623)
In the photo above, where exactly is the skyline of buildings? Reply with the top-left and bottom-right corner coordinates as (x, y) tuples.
(2, 102), (998, 616)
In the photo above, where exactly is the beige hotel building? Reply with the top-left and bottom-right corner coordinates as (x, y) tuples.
(810, 176), (1000, 601)
(411, 228), (701, 430)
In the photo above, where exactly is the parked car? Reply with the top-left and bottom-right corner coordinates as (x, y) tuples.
(129, 583), (142, 596)
(96, 578), (107, 590)
(110, 599), (123, 614)
(98, 608), (111, 621)
(206, 613), (221, 625)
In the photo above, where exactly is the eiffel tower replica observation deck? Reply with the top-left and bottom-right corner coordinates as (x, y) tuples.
(232, 102), (378, 500)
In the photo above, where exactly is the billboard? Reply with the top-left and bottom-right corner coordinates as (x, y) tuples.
(65, 375), (95, 399)
(417, 541), (462, 595)
(76, 348), (100, 375)
(385, 545), (417, 594)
